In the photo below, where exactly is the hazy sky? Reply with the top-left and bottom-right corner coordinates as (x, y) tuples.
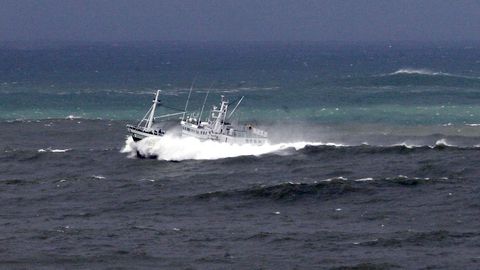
(1, 0), (479, 42)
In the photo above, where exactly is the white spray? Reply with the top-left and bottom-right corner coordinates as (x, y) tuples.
(121, 135), (342, 161)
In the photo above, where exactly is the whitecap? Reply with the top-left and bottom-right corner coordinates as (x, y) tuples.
(65, 115), (82, 120)
(433, 139), (453, 147)
(355, 177), (374, 182)
(37, 148), (71, 153)
(50, 149), (71, 153)
(392, 142), (421, 149)
(390, 68), (449, 76)
(320, 177), (347, 182)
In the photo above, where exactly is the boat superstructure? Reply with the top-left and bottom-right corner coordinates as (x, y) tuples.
(127, 90), (183, 142)
(180, 95), (268, 145)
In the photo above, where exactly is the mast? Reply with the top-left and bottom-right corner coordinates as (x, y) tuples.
(198, 90), (210, 125)
(182, 79), (196, 121)
(212, 95), (229, 133)
(147, 90), (161, 129)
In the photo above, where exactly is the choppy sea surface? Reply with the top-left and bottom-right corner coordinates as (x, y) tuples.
(1, 42), (480, 269)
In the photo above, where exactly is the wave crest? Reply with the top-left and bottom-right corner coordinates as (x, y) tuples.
(38, 148), (71, 153)
(390, 68), (449, 76)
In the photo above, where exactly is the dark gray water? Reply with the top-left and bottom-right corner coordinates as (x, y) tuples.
(1, 119), (480, 269)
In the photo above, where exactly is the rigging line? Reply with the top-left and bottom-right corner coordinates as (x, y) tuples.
(160, 104), (185, 112)
(227, 96), (242, 106)
(196, 81), (215, 113)
(227, 96), (244, 119)
(196, 82), (215, 109)
(198, 89), (211, 125)
(182, 77), (197, 121)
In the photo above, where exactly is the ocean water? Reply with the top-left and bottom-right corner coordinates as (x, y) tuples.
(1, 42), (480, 269)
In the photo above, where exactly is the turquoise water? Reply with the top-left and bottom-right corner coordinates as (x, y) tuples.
(2, 42), (480, 126)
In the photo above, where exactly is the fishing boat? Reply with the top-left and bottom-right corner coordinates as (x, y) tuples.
(127, 90), (183, 142)
(180, 94), (268, 145)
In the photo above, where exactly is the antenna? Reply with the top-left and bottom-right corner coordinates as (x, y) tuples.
(197, 82), (215, 125)
(198, 90), (210, 125)
(182, 77), (196, 121)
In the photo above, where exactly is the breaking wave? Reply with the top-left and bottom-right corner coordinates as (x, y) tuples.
(338, 67), (480, 88)
(121, 135), (340, 161)
(389, 68), (451, 76)
(389, 139), (458, 150)
(386, 68), (480, 80)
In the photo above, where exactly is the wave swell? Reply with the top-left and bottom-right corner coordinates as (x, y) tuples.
(195, 176), (447, 201)
(196, 179), (359, 201)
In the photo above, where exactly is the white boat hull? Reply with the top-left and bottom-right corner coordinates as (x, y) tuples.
(181, 123), (267, 145)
